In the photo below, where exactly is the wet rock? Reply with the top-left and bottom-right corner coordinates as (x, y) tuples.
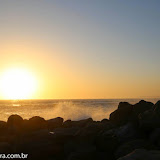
(118, 149), (160, 160)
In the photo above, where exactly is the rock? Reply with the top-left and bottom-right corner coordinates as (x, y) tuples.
(7, 115), (23, 133)
(0, 121), (7, 134)
(52, 127), (80, 144)
(115, 123), (144, 143)
(74, 122), (111, 144)
(95, 130), (118, 152)
(153, 101), (160, 114)
(63, 118), (93, 128)
(0, 142), (13, 153)
(64, 141), (96, 157)
(139, 109), (160, 132)
(150, 128), (160, 147)
(96, 152), (114, 160)
(63, 120), (72, 128)
(67, 149), (96, 160)
(118, 149), (160, 160)
(101, 119), (110, 123)
(47, 117), (63, 130)
(133, 100), (154, 116)
(109, 102), (132, 125)
(115, 139), (153, 159)
(28, 116), (47, 131)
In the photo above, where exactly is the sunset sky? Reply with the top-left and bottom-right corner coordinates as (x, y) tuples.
(0, 0), (160, 99)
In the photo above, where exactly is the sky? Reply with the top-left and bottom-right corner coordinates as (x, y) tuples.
(0, 0), (160, 99)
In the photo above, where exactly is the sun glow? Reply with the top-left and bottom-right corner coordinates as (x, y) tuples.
(0, 68), (37, 99)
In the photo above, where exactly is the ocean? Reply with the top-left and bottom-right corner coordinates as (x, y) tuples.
(0, 98), (159, 121)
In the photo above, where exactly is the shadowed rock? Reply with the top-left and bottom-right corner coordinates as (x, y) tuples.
(47, 117), (63, 130)
(7, 115), (23, 133)
(109, 102), (133, 125)
(118, 149), (160, 160)
(63, 118), (93, 128)
(28, 116), (47, 131)
(133, 100), (154, 116)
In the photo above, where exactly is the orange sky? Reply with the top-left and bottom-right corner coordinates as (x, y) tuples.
(0, 1), (160, 99)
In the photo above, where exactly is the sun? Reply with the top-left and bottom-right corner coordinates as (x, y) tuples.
(0, 68), (37, 100)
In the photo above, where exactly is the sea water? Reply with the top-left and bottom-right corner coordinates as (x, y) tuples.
(0, 98), (159, 121)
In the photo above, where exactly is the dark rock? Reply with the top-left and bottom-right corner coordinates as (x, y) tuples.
(74, 122), (112, 144)
(101, 119), (109, 123)
(115, 139), (154, 159)
(52, 127), (80, 144)
(67, 150), (96, 160)
(118, 149), (160, 160)
(133, 100), (154, 116)
(109, 102), (132, 125)
(0, 121), (7, 134)
(139, 109), (160, 132)
(28, 116), (47, 131)
(95, 129), (118, 152)
(47, 117), (63, 130)
(63, 120), (72, 128)
(0, 142), (13, 153)
(96, 152), (114, 160)
(153, 101), (160, 114)
(150, 128), (160, 147)
(63, 118), (93, 128)
(115, 123), (144, 143)
(64, 141), (96, 157)
(7, 115), (23, 133)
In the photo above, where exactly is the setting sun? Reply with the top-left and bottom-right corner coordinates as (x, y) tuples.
(0, 68), (37, 99)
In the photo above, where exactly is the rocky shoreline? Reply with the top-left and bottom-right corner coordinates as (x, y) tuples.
(0, 100), (160, 160)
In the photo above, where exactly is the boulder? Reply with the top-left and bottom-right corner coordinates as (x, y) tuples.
(109, 102), (132, 125)
(0, 121), (7, 134)
(47, 117), (63, 130)
(133, 100), (154, 116)
(153, 101), (160, 114)
(52, 127), (80, 144)
(63, 118), (93, 128)
(139, 109), (160, 132)
(115, 123), (144, 143)
(7, 115), (23, 133)
(150, 128), (160, 147)
(64, 141), (96, 157)
(118, 149), (160, 160)
(95, 130), (118, 152)
(101, 119), (110, 123)
(96, 152), (114, 160)
(0, 142), (13, 153)
(28, 116), (47, 131)
(115, 139), (153, 159)
(67, 149), (96, 160)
